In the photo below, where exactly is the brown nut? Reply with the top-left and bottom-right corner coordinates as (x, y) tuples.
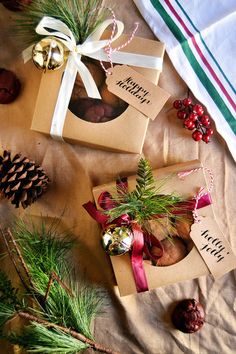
(157, 238), (187, 266)
(172, 299), (205, 333)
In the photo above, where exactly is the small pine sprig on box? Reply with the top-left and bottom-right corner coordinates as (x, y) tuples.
(106, 158), (182, 227)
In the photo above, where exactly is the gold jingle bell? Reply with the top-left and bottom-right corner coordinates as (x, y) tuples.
(102, 226), (133, 256)
(32, 37), (65, 71)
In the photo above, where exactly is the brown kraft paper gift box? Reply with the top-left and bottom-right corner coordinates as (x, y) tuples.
(31, 33), (165, 153)
(92, 159), (236, 296)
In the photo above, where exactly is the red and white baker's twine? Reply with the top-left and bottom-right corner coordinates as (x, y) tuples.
(99, 8), (139, 74)
(178, 167), (214, 223)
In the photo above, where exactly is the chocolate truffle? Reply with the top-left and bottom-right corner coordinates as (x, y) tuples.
(172, 299), (205, 333)
(0, 68), (21, 104)
(0, 0), (31, 11)
(157, 238), (187, 266)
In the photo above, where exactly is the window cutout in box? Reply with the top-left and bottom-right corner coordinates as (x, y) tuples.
(144, 215), (194, 267)
(68, 59), (128, 123)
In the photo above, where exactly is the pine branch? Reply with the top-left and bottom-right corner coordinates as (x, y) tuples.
(16, 312), (119, 354)
(0, 218), (114, 353)
(132, 158), (156, 200)
(9, 322), (89, 353)
(6, 227), (35, 290)
(0, 228), (30, 292)
(15, 0), (107, 45)
(44, 271), (74, 302)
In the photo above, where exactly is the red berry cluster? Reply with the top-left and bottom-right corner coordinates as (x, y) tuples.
(173, 97), (214, 143)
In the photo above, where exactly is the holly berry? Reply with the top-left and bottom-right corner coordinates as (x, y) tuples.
(202, 134), (210, 143)
(206, 128), (214, 136)
(193, 104), (204, 116)
(200, 115), (210, 126)
(184, 119), (195, 130)
(192, 130), (202, 141)
(188, 113), (198, 121)
(173, 100), (182, 109)
(183, 97), (192, 107)
(177, 110), (187, 119)
(173, 94), (214, 143)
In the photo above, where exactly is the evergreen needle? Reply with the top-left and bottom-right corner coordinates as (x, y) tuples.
(15, 0), (108, 45)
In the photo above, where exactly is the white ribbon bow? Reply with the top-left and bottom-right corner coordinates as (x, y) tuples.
(25, 16), (163, 140)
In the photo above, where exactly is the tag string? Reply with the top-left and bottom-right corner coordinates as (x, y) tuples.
(100, 8), (139, 75)
(178, 167), (214, 224)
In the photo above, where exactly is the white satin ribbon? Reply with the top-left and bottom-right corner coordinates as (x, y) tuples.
(25, 16), (163, 140)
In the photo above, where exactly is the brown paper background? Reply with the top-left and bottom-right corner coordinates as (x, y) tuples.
(0, 1), (236, 353)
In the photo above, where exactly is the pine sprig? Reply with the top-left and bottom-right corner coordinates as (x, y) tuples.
(8, 323), (89, 353)
(106, 158), (182, 225)
(0, 219), (116, 354)
(132, 158), (156, 200)
(15, 0), (108, 45)
(11, 219), (103, 339)
(12, 218), (74, 278)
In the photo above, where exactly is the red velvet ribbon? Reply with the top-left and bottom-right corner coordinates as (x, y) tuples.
(83, 178), (212, 293)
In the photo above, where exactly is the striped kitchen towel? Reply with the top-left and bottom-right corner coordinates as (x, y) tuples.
(134, 0), (236, 161)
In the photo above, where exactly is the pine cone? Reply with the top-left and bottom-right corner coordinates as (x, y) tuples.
(0, 150), (49, 208)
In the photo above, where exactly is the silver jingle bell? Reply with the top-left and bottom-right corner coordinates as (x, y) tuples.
(102, 226), (133, 256)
